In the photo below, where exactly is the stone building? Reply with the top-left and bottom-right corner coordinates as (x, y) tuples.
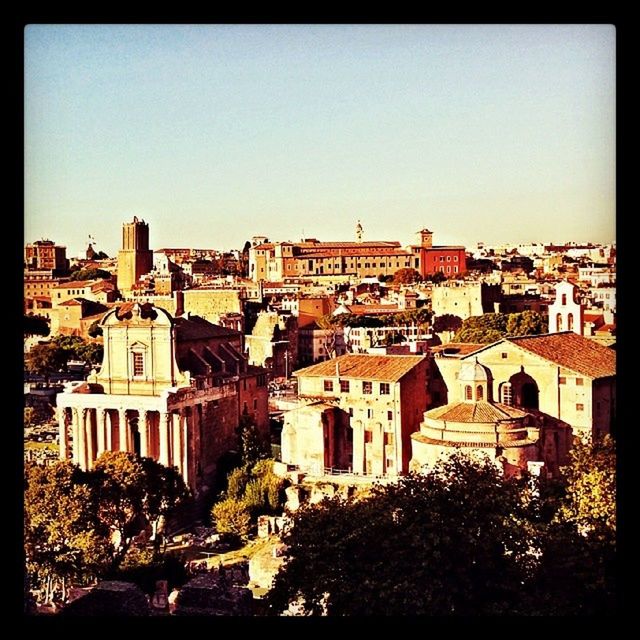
(24, 239), (69, 276)
(117, 217), (153, 295)
(431, 280), (501, 320)
(245, 311), (297, 380)
(410, 359), (572, 477)
(430, 332), (616, 440)
(281, 354), (428, 477)
(56, 302), (269, 493)
(548, 280), (584, 335)
(249, 227), (466, 282)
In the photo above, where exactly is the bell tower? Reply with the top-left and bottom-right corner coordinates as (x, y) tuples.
(117, 217), (153, 295)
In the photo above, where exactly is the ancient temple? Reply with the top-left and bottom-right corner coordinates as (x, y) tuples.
(56, 302), (268, 493)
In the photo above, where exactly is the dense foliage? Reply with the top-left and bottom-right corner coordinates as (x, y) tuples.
(24, 453), (188, 604)
(24, 314), (50, 338)
(212, 459), (286, 542)
(267, 446), (616, 616)
(68, 267), (112, 281)
(453, 311), (548, 343)
(25, 335), (104, 378)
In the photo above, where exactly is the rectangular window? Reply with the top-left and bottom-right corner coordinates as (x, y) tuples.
(447, 256), (451, 262)
(364, 431), (372, 443)
(133, 352), (144, 376)
(576, 403), (584, 411)
(454, 256), (458, 262)
(576, 378), (584, 386)
(363, 381), (372, 394)
(348, 407), (354, 417)
(380, 383), (390, 395)
(340, 380), (350, 393)
(559, 377), (567, 384)
(367, 409), (373, 419)
(324, 380), (334, 392)
(384, 432), (394, 445)
(501, 352), (508, 359)
(387, 410), (393, 421)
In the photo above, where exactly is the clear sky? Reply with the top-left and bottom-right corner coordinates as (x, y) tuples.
(25, 24), (615, 258)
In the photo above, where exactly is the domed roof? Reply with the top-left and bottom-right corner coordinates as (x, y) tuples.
(458, 358), (491, 383)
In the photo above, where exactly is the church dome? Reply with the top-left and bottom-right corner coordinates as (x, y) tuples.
(458, 359), (490, 383)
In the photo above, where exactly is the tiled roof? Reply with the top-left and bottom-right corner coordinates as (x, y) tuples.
(411, 432), (536, 448)
(174, 316), (241, 341)
(506, 332), (616, 379)
(299, 249), (410, 259)
(294, 354), (426, 382)
(53, 280), (94, 289)
(430, 343), (485, 358)
(425, 401), (528, 423)
(347, 304), (399, 315)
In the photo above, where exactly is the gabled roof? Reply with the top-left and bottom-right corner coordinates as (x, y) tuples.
(294, 354), (426, 382)
(467, 332), (616, 379)
(174, 315), (241, 341)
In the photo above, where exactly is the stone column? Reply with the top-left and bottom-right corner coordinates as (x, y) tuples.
(77, 409), (88, 470)
(71, 408), (80, 465)
(96, 409), (106, 459)
(159, 412), (171, 467)
(58, 407), (69, 460)
(371, 422), (384, 476)
(85, 409), (95, 469)
(119, 408), (128, 452)
(172, 412), (182, 474)
(352, 420), (365, 474)
(105, 410), (113, 451)
(139, 410), (149, 458)
(181, 410), (190, 488)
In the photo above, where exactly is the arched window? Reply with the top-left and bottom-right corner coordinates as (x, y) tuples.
(465, 385), (472, 400)
(567, 313), (574, 331)
(556, 313), (563, 331)
(501, 383), (513, 406)
(476, 385), (484, 401)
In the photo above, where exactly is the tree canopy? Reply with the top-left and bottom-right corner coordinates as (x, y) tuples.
(24, 314), (50, 338)
(266, 450), (616, 616)
(453, 311), (548, 344)
(393, 268), (422, 284)
(25, 335), (104, 377)
(68, 267), (112, 281)
(24, 453), (188, 603)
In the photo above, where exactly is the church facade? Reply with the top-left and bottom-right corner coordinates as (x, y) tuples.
(56, 302), (268, 493)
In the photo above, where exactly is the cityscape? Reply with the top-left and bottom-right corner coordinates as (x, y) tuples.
(24, 25), (616, 616)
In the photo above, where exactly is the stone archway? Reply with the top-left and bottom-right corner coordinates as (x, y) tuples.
(509, 370), (539, 410)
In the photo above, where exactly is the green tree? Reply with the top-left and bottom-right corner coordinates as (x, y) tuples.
(506, 310), (548, 337)
(24, 314), (50, 338)
(426, 271), (447, 284)
(68, 267), (111, 281)
(88, 320), (103, 337)
(211, 498), (252, 541)
(453, 313), (508, 343)
(559, 435), (616, 538)
(25, 342), (66, 380)
(393, 268), (421, 284)
(432, 313), (463, 334)
(267, 453), (535, 616)
(92, 452), (188, 571)
(236, 412), (270, 468)
(24, 461), (110, 604)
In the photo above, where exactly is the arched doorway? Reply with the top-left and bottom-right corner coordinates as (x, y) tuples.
(509, 370), (539, 410)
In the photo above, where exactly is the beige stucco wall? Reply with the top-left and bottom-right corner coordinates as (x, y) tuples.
(182, 289), (243, 325)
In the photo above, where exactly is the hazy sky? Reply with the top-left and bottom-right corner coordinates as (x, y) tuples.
(25, 24), (615, 258)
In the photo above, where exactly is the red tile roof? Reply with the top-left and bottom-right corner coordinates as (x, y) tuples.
(294, 354), (426, 382)
(506, 332), (616, 379)
(425, 401), (528, 423)
(53, 280), (95, 289)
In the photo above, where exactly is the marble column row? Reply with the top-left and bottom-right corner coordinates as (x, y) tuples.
(58, 405), (201, 489)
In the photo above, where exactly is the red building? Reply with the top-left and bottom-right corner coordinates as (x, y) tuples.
(410, 229), (466, 278)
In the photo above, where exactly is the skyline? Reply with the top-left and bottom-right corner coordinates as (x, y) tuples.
(25, 24), (615, 258)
